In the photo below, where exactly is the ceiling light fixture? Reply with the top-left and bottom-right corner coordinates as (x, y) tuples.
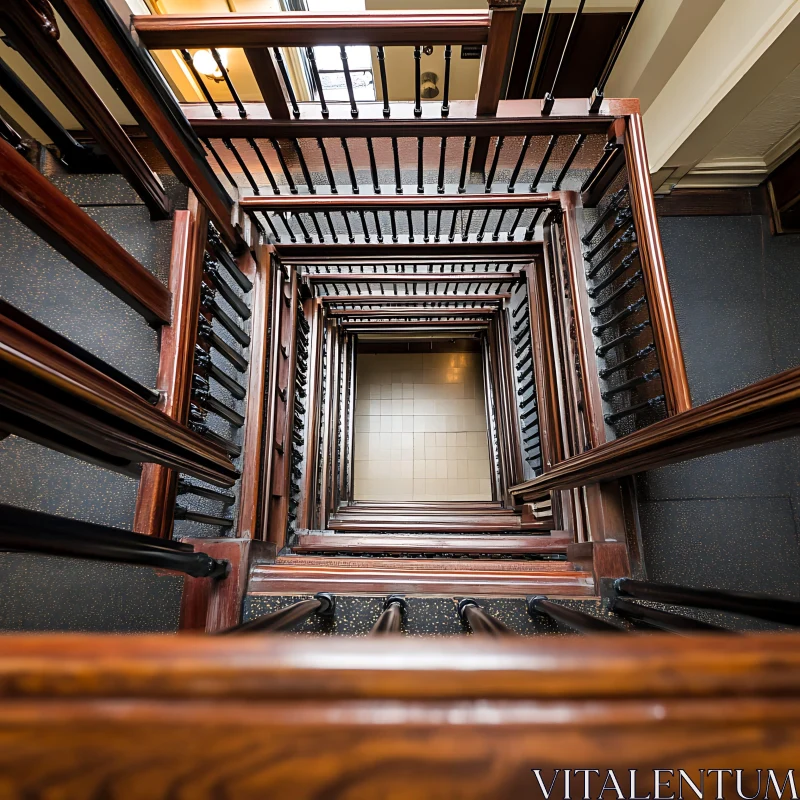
(192, 48), (228, 82)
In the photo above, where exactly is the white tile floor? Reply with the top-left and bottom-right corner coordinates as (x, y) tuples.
(353, 351), (493, 501)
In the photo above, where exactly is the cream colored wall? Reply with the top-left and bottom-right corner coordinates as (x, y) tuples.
(353, 351), (492, 502)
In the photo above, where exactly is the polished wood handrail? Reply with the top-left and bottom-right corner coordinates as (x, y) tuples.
(0, 312), (238, 487)
(0, 1), (170, 219)
(0, 137), (171, 325)
(241, 193), (554, 213)
(511, 365), (800, 499)
(133, 11), (491, 48)
(624, 112), (691, 415)
(135, 200), (207, 537)
(305, 272), (520, 284)
(53, 0), (240, 251)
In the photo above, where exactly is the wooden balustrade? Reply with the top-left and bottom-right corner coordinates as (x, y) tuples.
(134, 200), (207, 537)
(0, 504), (228, 578)
(218, 592), (335, 634)
(51, 0), (240, 251)
(0, 137), (171, 325)
(0, 309), (238, 487)
(0, 0), (170, 219)
(458, 598), (515, 635)
(511, 365), (800, 499)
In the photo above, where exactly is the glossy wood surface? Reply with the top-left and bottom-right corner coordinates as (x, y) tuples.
(135, 200), (207, 537)
(0, 1), (170, 219)
(511, 365), (800, 499)
(54, 0), (240, 250)
(244, 48), (290, 120)
(236, 246), (269, 540)
(292, 532), (571, 554)
(134, 11), (491, 48)
(0, 312), (238, 487)
(624, 112), (691, 415)
(0, 137), (171, 325)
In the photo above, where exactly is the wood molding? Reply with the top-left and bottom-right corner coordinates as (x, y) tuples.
(179, 537), (275, 632)
(249, 559), (592, 595)
(52, 0), (240, 251)
(244, 48), (291, 121)
(134, 11), (491, 48)
(567, 540), (631, 585)
(236, 245), (270, 540)
(292, 531), (570, 555)
(511, 365), (800, 499)
(0, 311), (238, 487)
(0, 137), (171, 325)
(0, 1), (170, 219)
(624, 112), (691, 416)
(135, 199), (207, 537)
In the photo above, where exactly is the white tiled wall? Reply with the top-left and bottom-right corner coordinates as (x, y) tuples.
(353, 351), (493, 501)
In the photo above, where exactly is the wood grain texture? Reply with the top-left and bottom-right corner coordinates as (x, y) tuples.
(52, 0), (240, 251)
(184, 98), (636, 138)
(0, 1), (170, 219)
(0, 137), (171, 325)
(249, 560), (592, 595)
(624, 112), (691, 415)
(0, 312), (238, 487)
(2, 634), (800, 797)
(134, 11), (491, 48)
(511, 365), (800, 499)
(244, 48), (290, 120)
(179, 538), (275, 631)
(242, 193), (553, 213)
(292, 532), (571, 554)
(236, 246), (270, 540)
(655, 187), (770, 217)
(135, 198), (207, 537)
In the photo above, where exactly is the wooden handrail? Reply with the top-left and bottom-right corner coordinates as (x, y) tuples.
(624, 112), (691, 415)
(0, 1), (170, 219)
(0, 137), (171, 325)
(306, 272), (520, 284)
(52, 0), (241, 251)
(134, 200), (207, 537)
(133, 11), (491, 48)
(0, 312), (239, 487)
(510, 365), (800, 499)
(241, 193), (554, 213)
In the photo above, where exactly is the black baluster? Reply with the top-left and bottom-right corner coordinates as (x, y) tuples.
(598, 343), (656, 380)
(340, 45), (358, 118)
(590, 270), (643, 314)
(204, 255), (250, 319)
(177, 478), (235, 505)
(291, 139), (315, 194)
(377, 46), (390, 118)
(212, 48), (246, 118)
(585, 209), (633, 261)
(246, 138), (279, 194)
(275, 211), (297, 243)
(317, 138), (338, 194)
(366, 137), (381, 193)
(273, 47), (300, 118)
(587, 249), (639, 296)
(506, 208), (524, 242)
(390, 210), (398, 243)
(523, 0), (551, 98)
(270, 139), (297, 194)
(202, 138), (238, 191)
(530, 134), (558, 191)
(507, 135), (532, 192)
(484, 136), (504, 192)
(552, 134), (587, 190)
(476, 209), (492, 242)
(219, 593), (336, 634)
(595, 319), (651, 358)
(371, 595), (407, 635)
(372, 210), (384, 243)
(407, 209), (415, 242)
(458, 598), (515, 636)
(601, 368), (660, 401)
(436, 136), (448, 194)
(342, 211), (356, 243)
(604, 394), (664, 424)
(305, 47), (329, 118)
(592, 296), (647, 336)
(528, 596), (625, 633)
(417, 136), (424, 193)
(441, 45), (452, 117)
(491, 209), (508, 242)
(413, 46), (422, 117)
(434, 209), (442, 242)
(609, 597), (730, 634)
(174, 505), (233, 529)
(458, 136), (471, 194)
(461, 209), (473, 242)
(357, 209), (370, 242)
(323, 211), (339, 243)
(586, 234), (637, 280)
(423, 210), (429, 243)
(223, 138), (258, 194)
(341, 138), (359, 193)
(197, 318), (248, 372)
(542, 0), (586, 115)
(448, 210), (458, 243)
(385, 137), (402, 194)
(180, 49), (221, 118)
(582, 186), (629, 244)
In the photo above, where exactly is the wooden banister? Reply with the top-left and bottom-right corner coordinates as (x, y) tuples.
(624, 112), (691, 415)
(133, 11), (491, 49)
(52, 0), (240, 251)
(0, 137), (171, 325)
(511, 365), (800, 499)
(134, 199), (207, 537)
(0, 0), (170, 219)
(0, 311), (239, 487)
